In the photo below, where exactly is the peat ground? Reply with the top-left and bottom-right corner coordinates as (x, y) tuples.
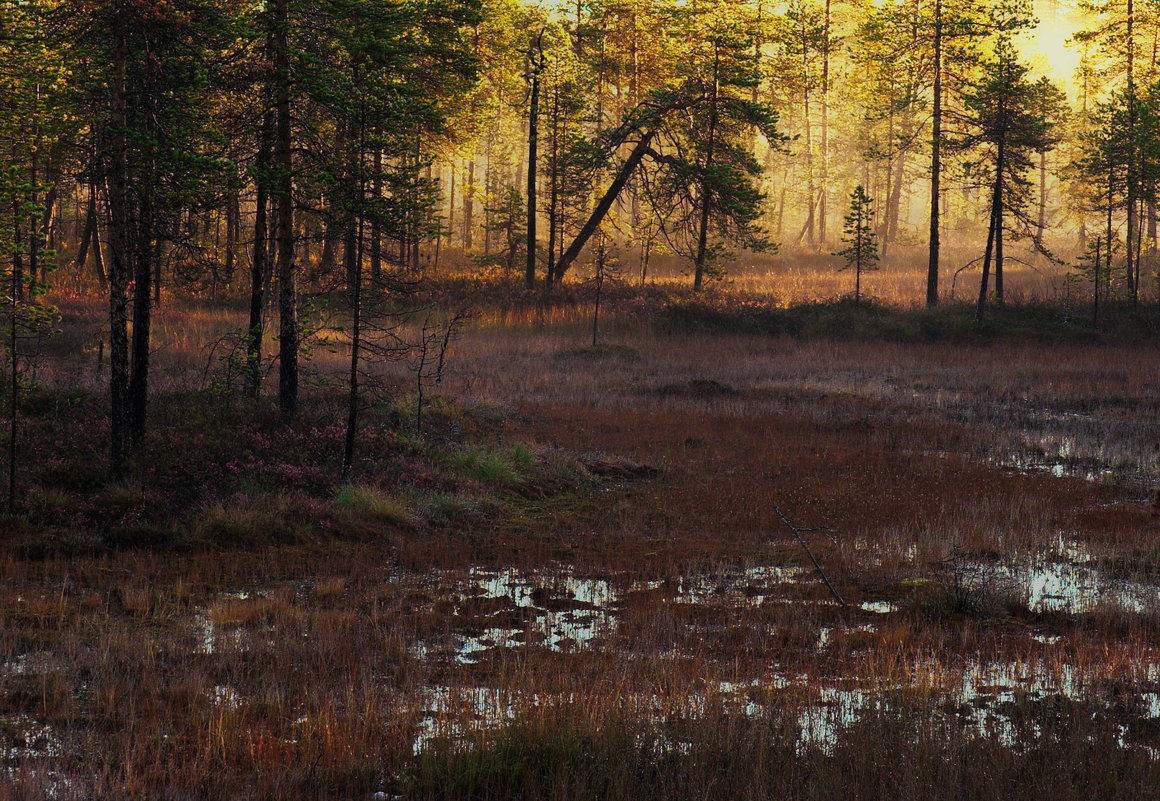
(3, 291), (1160, 798)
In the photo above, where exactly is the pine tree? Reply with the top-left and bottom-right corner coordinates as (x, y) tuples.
(835, 184), (878, 301)
(62, 0), (237, 472)
(955, 34), (1061, 322)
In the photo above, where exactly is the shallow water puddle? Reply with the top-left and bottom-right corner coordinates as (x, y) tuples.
(415, 568), (619, 662)
(996, 434), (1143, 486)
(413, 655), (1160, 756)
(414, 563), (816, 663)
(816, 623), (877, 651)
(196, 615), (250, 654)
(675, 565), (808, 606)
(414, 685), (518, 752)
(717, 657), (1160, 753)
(963, 537), (1160, 614)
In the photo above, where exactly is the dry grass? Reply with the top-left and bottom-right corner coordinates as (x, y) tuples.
(5, 289), (1160, 797)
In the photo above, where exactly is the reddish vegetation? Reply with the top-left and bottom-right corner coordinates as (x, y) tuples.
(4, 295), (1160, 798)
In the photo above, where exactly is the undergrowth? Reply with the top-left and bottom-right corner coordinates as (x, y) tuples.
(8, 387), (599, 554)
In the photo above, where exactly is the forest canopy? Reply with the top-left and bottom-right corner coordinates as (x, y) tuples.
(0, 0), (1152, 476)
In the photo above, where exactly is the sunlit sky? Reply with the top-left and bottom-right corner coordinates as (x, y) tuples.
(1020, 0), (1087, 96)
(530, 0), (1093, 98)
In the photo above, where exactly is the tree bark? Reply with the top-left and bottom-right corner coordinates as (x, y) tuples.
(976, 168), (1001, 323)
(1037, 149), (1047, 238)
(76, 184), (97, 275)
(342, 111), (367, 481)
(926, 0), (942, 308)
(819, 0), (831, 245)
(555, 130), (657, 280)
(224, 190), (239, 286)
(106, 32), (132, 476)
(247, 106), (273, 398)
(273, 0), (298, 419)
(371, 144), (382, 283)
(525, 36), (543, 289)
(693, 47), (721, 292)
(464, 157), (475, 251)
(1127, 0), (1138, 303)
(994, 154), (1004, 304)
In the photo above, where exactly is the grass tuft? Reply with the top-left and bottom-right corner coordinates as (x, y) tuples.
(450, 446), (525, 486)
(334, 485), (416, 528)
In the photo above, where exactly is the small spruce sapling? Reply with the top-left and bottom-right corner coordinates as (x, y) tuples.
(835, 185), (879, 301)
(479, 186), (526, 277)
(1067, 236), (1104, 327)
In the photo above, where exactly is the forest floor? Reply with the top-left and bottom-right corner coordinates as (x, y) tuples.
(4, 287), (1160, 799)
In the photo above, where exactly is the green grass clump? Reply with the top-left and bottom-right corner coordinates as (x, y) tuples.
(450, 446), (526, 486)
(334, 482), (415, 526)
(334, 485), (415, 527)
(194, 497), (317, 548)
(415, 490), (484, 524)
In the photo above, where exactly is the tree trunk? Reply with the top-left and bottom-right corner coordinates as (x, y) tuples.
(1093, 236), (1102, 327)
(546, 78), (560, 286)
(926, 0), (942, 307)
(107, 32), (132, 476)
(273, 0), (298, 419)
(525, 41), (542, 289)
(35, 185), (57, 285)
(555, 130), (657, 280)
(464, 157), (475, 251)
(371, 144), (383, 283)
(342, 217), (362, 480)
(10, 195), (22, 304)
(819, 0), (831, 245)
(247, 107), (273, 398)
(343, 213), (358, 290)
(975, 202), (998, 323)
(1147, 198), (1157, 274)
(27, 116), (39, 296)
(7, 186), (19, 512)
(319, 205), (338, 279)
(342, 113), (367, 481)
(76, 184), (97, 275)
(1128, 0), (1138, 304)
(128, 191), (153, 445)
(1037, 149), (1047, 239)
(881, 106), (895, 253)
(802, 87), (815, 248)
(224, 190), (239, 286)
(994, 156), (1004, 304)
(1106, 166), (1114, 298)
(693, 47), (721, 292)
(976, 169), (1001, 323)
(888, 150), (904, 243)
(446, 158), (456, 251)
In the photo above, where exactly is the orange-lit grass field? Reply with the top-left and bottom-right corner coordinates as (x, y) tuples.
(4, 280), (1160, 799)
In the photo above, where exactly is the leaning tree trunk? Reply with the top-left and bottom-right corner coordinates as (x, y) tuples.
(554, 130), (657, 281)
(976, 170), (1001, 324)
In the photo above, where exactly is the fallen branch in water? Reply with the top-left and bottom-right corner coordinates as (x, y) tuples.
(774, 506), (847, 607)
